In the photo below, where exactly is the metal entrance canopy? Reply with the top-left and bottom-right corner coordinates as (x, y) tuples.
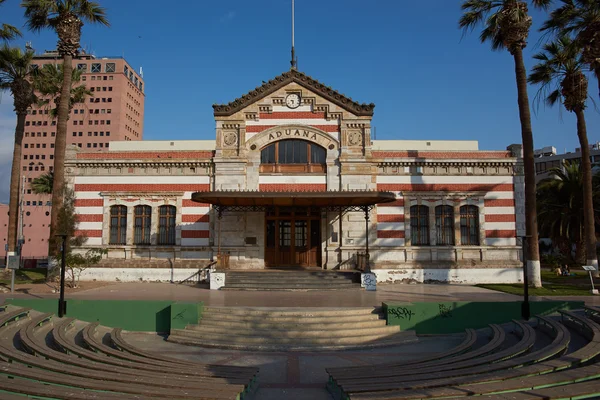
(192, 190), (396, 272)
(191, 190), (397, 213)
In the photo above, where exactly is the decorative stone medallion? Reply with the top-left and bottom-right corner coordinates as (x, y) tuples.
(223, 132), (238, 147)
(348, 131), (362, 146)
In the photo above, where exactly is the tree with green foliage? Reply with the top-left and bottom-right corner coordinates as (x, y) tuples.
(0, 45), (37, 259)
(539, 0), (600, 98)
(459, 0), (551, 287)
(537, 161), (600, 263)
(21, 0), (109, 255)
(529, 34), (598, 271)
(48, 185), (105, 287)
(34, 63), (91, 117)
(31, 171), (53, 194)
(0, 0), (22, 41)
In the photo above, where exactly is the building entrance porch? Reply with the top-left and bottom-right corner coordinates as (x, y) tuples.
(265, 207), (321, 268)
(190, 190), (396, 271)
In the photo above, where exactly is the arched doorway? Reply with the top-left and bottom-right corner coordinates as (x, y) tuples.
(260, 139), (326, 268)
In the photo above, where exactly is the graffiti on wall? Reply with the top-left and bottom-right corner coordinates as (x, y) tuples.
(389, 307), (416, 321)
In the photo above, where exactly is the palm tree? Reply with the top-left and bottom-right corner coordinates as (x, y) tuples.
(540, 0), (600, 98)
(529, 35), (598, 271)
(459, 0), (550, 287)
(0, 45), (37, 258)
(537, 162), (599, 262)
(34, 63), (91, 117)
(31, 172), (53, 194)
(1, 0), (22, 41)
(21, 0), (109, 253)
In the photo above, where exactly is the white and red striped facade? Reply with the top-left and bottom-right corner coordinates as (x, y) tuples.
(65, 70), (525, 283)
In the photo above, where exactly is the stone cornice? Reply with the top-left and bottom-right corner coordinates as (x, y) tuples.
(376, 159), (517, 167)
(68, 160), (212, 169)
(213, 69), (375, 117)
(100, 192), (185, 198)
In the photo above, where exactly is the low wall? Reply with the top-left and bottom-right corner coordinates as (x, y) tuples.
(384, 301), (585, 334)
(5, 299), (203, 333)
(372, 268), (523, 284)
(78, 268), (201, 282)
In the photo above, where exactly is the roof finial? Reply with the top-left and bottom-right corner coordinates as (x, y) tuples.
(290, 0), (297, 69)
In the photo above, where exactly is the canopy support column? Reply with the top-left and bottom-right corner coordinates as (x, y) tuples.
(216, 206), (224, 268)
(363, 205), (371, 273)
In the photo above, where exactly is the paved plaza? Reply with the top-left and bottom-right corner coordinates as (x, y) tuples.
(2, 281), (600, 307)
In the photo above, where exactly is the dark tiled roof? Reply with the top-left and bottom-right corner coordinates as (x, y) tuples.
(213, 69), (375, 117)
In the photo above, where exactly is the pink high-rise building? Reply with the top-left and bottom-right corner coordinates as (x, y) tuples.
(2, 50), (145, 261)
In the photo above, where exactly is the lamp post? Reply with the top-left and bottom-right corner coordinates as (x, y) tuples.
(57, 234), (67, 317)
(521, 235), (530, 321)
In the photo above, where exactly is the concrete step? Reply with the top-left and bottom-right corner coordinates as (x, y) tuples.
(167, 331), (417, 352)
(200, 314), (382, 325)
(193, 318), (387, 330)
(203, 307), (376, 317)
(184, 324), (398, 338)
(169, 328), (403, 345)
(225, 273), (357, 279)
(224, 279), (358, 284)
(221, 283), (361, 290)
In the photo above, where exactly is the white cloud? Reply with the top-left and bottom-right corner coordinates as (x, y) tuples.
(0, 91), (16, 205)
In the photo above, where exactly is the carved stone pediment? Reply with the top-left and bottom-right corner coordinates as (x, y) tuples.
(213, 69), (375, 117)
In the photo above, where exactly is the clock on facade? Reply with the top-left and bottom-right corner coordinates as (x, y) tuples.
(285, 93), (301, 109)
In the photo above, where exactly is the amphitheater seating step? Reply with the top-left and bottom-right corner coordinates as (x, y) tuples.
(326, 311), (600, 400)
(168, 306), (416, 351)
(220, 270), (361, 290)
(0, 306), (258, 399)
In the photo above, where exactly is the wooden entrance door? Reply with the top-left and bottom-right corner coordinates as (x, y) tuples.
(265, 207), (321, 268)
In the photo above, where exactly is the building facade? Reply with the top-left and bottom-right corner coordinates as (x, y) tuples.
(534, 144), (600, 183)
(66, 70), (524, 284)
(6, 49), (145, 259)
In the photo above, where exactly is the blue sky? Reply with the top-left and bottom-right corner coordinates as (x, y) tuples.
(0, 0), (598, 159)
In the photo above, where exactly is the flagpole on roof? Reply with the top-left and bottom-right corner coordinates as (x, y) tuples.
(291, 0), (297, 69)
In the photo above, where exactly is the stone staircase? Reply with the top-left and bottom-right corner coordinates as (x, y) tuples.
(167, 307), (416, 351)
(220, 270), (361, 290)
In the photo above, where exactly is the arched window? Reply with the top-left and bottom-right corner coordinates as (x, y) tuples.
(134, 205), (152, 245)
(109, 205), (127, 245)
(435, 205), (454, 245)
(410, 205), (430, 246)
(260, 140), (326, 173)
(460, 205), (480, 245)
(158, 205), (176, 245)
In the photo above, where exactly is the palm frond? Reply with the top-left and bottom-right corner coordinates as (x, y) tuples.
(0, 24), (22, 41)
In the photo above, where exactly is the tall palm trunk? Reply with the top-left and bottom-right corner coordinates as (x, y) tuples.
(513, 47), (541, 287)
(7, 112), (26, 257)
(49, 54), (73, 255)
(574, 108), (598, 274)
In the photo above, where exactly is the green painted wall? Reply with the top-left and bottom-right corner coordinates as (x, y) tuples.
(384, 301), (584, 334)
(5, 299), (204, 333)
(170, 302), (201, 330)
